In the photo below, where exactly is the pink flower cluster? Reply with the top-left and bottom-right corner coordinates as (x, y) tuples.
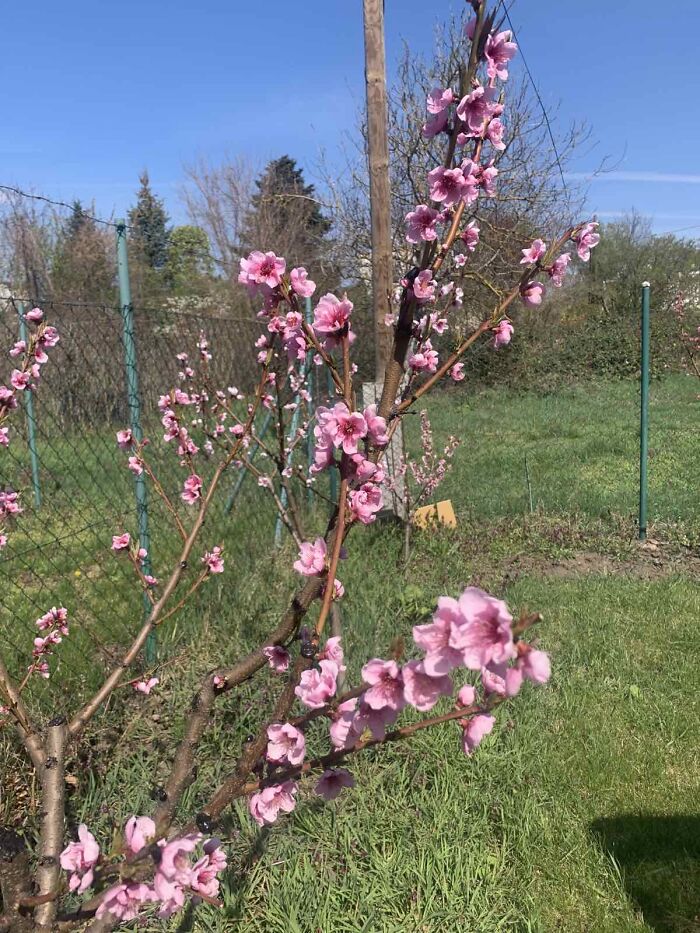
(0, 310), (58, 445)
(28, 606), (69, 680)
(247, 589), (549, 829)
(60, 816), (227, 923)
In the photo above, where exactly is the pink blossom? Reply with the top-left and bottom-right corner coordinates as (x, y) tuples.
(116, 428), (133, 449)
(518, 648), (551, 684)
(111, 532), (131, 551)
(191, 840), (227, 898)
(315, 768), (355, 800)
(60, 824), (100, 894)
(413, 599), (466, 676)
(319, 635), (346, 672)
(361, 659), (405, 712)
(134, 677), (159, 695)
(477, 162), (499, 197)
(450, 587), (515, 670)
(266, 722), (306, 766)
(10, 370), (30, 391)
(573, 222), (600, 261)
(263, 645), (290, 673)
(9, 340), (26, 357)
(352, 698), (399, 740)
(457, 684), (476, 707)
(313, 293), (353, 334)
(456, 85), (500, 136)
(239, 250), (286, 289)
(329, 698), (360, 749)
(26, 307), (44, 323)
(320, 402), (367, 455)
(152, 873), (186, 919)
(402, 660), (453, 711)
(290, 266), (316, 297)
(363, 404), (389, 446)
(249, 780), (298, 826)
(422, 109), (449, 138)
(486, 117), (506, 150)
(450, 363), (465, 382)
(462, 713), (496, 755)
(0, 534), (7, 549)
(492, 320), (514, 349)
(405, 204), (439, 243)
(158, 834), (201, 886)
(40, 325), (59, 348)
(348, 482), (383, 524)
(0, 427), (8, 447)
(408, 340), (439, 373)
(181, 473), (203, 504)
(412, 270), (436, 302)
(295, 659), (338, 709)
(428, 166), (468, 207)
(127, 456), (143, 475)
(124, 816), (156, 855)
(548, 252), (571, 287)
(96, 883), (155, 922)
(427, 87), (455, 114)
(460, 221), (480, 252)
(485, 30), (517, 81)
(203, 545), (224, 574)
(454, 253), (467, 268)
(293, 537), (327, 576)
(520, 239), (547, 265)
(480, 661), (522, 698)
(520, 281), (545, 307)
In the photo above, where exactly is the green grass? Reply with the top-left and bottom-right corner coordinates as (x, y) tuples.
(1, 375), (699, 931)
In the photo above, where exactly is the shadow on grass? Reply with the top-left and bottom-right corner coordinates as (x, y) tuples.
(591, 815), (700, 933)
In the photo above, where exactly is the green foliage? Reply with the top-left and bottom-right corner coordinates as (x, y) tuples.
(165, 225), (213, 293)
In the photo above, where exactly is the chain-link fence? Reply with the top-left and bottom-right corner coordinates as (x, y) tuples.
(0, 291), (266, 690)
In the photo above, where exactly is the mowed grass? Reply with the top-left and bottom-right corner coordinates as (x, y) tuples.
(1, 375), (699, 931)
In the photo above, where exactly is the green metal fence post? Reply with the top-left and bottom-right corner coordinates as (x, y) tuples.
(16, 301), (42, 508)
(116, 221), (156, 663)
(639, 282), (651, 541)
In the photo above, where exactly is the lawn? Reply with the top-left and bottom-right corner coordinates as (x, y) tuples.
(1, 374), (699, 931)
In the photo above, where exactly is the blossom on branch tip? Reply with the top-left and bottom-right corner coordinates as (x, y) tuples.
(449, 587), (516, 670)
(573, 222), (600, 261)
(485, 30), (517, 82)
(238, 251), (286, 289)
(450, 363), (466, 382)
(111, 532), (131, 551)
(26, 307), (44, 323)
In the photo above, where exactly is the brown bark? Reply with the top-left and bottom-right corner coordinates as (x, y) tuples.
(34, 718), (67, 930)
(363, 0), (393, 380)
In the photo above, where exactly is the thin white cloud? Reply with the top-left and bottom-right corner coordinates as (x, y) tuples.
(566, 171), (700, 184)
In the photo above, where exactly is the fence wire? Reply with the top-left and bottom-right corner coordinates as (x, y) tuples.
(0, 294), (263, 690)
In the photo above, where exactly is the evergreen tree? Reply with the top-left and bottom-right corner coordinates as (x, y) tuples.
(242, 156), (330, 266)
(64, 200), (93, 240)
(127, 171), (170, 269)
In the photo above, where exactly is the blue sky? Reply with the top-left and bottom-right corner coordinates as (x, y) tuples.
(3, 0), (699, 236)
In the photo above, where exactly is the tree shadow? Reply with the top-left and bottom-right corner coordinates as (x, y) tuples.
(590, 815), (700, 932)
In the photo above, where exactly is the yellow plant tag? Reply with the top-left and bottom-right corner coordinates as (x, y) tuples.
(413, 500), (457, 529)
